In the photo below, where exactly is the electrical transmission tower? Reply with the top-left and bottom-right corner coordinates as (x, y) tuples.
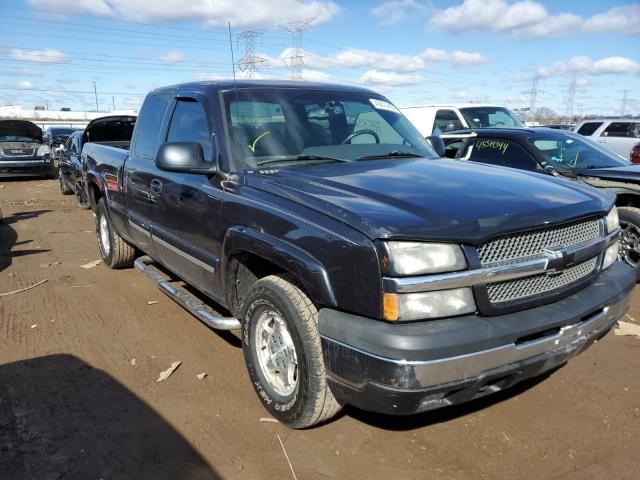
(621, 89), (629, 116)
(563, 75), (577, 124)
(525, 76), (540, 121)
(280, 18), (315, 80)
(237, 30), (268, 79)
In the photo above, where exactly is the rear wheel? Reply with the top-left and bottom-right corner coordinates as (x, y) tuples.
(95, 198), (136, 269)
(74, 180), (91, 209)
(241, 275), (342, 429)
(618, 206), (640, 279)
(58, 168), (72, 194)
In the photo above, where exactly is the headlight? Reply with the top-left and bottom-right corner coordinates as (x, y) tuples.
(386, 242), (467, 276)
(606, 206), (619, 233)
(602, 240), (619, 270)
(384, 288), (476, 321)
(37, 145), (51, 158)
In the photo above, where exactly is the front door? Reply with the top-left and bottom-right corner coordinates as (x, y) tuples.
(147, 96), (225, 301)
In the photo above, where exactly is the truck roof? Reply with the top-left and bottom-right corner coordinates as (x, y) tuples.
(149, 79), (379, 96)
(400, 104), (505, 110)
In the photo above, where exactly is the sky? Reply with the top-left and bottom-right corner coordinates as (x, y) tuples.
(0, 0), (638, 117)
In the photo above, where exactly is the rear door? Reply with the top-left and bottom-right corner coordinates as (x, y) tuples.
(461, 137), (544, 172)
(124, 92), (172, 254)
(600, 121), (640, 157)
(147, 95), (224, 300)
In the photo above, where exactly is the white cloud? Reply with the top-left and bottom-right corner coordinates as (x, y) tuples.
(27, 0), (340, 28)
(537, 56), (640, 77)
(359, 70), (423, 88)
(428, 0), (639, 39)
(9, 48), (67, 63)
(160, 50), (185, 65)
(449, 50), (494, 65)
(193, 72), (224, 81)
(371, 0), (431, 25)
(584, 4), (640, 35)
(18, 81), (33, 89)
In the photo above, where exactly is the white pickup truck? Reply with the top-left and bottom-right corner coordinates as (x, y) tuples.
(400, 104), (524, 137)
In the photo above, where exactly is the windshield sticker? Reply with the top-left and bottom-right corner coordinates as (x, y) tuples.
(370, 98), (400, 114)
(475, 139), (509, 155)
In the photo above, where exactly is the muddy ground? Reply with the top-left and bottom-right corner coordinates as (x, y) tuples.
(1, 178), (639, 480)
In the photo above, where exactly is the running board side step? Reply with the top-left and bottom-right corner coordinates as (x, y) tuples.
(134, 255), (241, 331)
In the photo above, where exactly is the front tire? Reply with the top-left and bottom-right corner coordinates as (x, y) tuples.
(74, 181), (91, 209)
(241, 275), (342, 429)
(95, 198), (136, 269)
(618, 207), (640, 280)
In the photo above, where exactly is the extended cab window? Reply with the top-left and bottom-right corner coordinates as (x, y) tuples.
(166, 99), (212, 161)
(134, 94), (170, 159)
(468, 138), (540, 171)
(433, 110), (462, 134)
(576, 122), (602, 136)
(602, 122), (640, 138)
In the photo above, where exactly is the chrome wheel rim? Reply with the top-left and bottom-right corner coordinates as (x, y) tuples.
(254, 309), (298, 396)
(620, 221), (640, 268)
(99, 215), (111, 256)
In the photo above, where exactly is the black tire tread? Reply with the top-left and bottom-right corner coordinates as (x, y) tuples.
(96, 199), (136, 269)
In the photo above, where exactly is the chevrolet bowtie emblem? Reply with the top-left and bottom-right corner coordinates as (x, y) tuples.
(543, 247), (574, 274)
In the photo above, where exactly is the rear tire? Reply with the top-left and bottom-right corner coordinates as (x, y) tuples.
(241, 274), (342, 429)
(74, 181), (91, 209)
(618, 206), (640, 280)
(95, 198), (136, 269)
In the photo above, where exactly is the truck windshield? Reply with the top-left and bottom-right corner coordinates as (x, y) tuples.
(222, 88), (438, 169)
(529, 133), (630, 172)
(459, 107), (523, 128)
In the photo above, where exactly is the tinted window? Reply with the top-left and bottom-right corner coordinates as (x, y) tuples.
(468, 138), (540, 171)
(576, 122), (603, 136)
(459, 107), (523, 128)
(603, 122), (640, 138)
(166, 99), (212, 160)
(530, 133), (629, 171)
(433, 110), (463, 134)
(134, 94), (170, 159)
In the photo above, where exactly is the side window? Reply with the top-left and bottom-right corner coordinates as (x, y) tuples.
(576, 122), (602, 136)
(468, 138), (540, 171)
(166, 99), (212, 161)
(603, 122), (637, 138)
(433, 110), (463, 134)
(444, 139), (464, 159)
(133, 94), (171, 159)
(64, 136), (73, 150)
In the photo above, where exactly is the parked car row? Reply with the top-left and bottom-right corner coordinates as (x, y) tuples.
(77, 80), (635, 429)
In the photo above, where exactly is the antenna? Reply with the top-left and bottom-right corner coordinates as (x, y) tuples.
(280, 18), (315, 80)
(228, 22), (238, 91)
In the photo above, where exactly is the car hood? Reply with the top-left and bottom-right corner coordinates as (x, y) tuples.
(576, 165), (640, 184)
(0, 120), (42, 141)
(246, 158), (613, 243)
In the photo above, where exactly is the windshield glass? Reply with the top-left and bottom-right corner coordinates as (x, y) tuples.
(459, 107), (523, 128)
(223, 88), (437, 169)
(50, 127), (75, 136)
(529, 133), (630, 171)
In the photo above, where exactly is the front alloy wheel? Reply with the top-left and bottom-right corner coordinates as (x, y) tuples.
(617, 207), (640, 280)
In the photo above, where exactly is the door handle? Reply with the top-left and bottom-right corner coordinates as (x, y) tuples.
(150, 178), (163, 195)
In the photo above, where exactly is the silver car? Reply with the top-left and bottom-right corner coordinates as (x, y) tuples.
(575, 118), (640, 157)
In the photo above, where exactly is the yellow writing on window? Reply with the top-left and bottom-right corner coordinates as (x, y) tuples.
(475, 139), (509, 155)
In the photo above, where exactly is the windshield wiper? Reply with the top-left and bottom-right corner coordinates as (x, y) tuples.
(357, 151), (424, 161)
(256, 154), (349, 166)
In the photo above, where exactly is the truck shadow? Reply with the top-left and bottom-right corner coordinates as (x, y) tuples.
(342, 369), (557, 431)
(0, 354), (220, 480)
(0, 210), (52, 272)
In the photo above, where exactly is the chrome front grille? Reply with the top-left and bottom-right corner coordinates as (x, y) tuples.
(487, 257), (598, 304)
(478, 218), (600, 265)
(0, 148), (36, 158)
(478, 217), (601, 307)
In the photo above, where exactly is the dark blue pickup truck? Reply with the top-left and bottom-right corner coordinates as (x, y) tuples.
(84, 80), (635, 428)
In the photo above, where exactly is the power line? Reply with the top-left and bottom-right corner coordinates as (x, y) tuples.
(280, 18), (315, 80)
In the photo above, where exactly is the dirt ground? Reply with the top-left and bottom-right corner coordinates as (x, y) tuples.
(1, 178), (639, 480)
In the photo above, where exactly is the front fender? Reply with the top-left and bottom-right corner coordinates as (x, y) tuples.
(221, 226), (337, 307)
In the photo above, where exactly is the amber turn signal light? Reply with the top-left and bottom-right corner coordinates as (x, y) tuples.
(383, 293), (399, 322)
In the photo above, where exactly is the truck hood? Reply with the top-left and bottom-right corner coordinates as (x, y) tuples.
(246, 158), (613, 243)
(577, 165), (640, 184)
(0, 120), (42, 141)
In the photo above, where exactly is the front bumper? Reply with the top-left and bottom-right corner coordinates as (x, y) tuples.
(319, 261), (635, 415)
(0, 158), (53, 177)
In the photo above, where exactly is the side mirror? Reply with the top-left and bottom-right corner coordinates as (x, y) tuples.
(156, 142), (217, 174)
(425, 135), (446, 157)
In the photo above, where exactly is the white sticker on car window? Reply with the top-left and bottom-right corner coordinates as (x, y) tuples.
(370, 98), (400, 114)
